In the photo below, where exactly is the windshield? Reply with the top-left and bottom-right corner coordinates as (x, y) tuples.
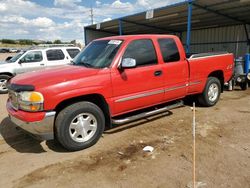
(73, 40), (123, 68)
(8, 52), (24, 63)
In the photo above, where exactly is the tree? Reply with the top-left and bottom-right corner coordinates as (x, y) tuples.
(54, 39), (62, 44)
(19, 39), (33, 45)
(1, 39), (16, 44)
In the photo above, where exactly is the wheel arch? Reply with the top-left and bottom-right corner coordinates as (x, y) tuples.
(208, 70), (224, 92)
(0, 72), (14, 77)
(54, 93), (111, 128)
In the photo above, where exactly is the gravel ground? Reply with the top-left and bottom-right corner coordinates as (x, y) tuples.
(0, 53), (249, 188)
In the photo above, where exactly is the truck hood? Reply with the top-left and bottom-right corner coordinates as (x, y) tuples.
(10, 65), (102, 89)
(0, 61), (6, 64)
(0, 61), (10, 65)
(0, 61), (15, 70)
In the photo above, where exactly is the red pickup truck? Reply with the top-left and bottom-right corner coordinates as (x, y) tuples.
(6, 35), (234, 151)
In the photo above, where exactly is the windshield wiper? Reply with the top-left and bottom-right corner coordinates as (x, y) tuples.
(72, 61), (96, 68)
(81, 62), (94, 68)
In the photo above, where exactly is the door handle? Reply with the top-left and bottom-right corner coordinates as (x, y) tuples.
(154, 70), (162, 76)
(40, 63), (45, 66)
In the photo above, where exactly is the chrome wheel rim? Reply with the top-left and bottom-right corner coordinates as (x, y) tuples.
(69, 113), (97, 143)
(208, 83), (219, 102)
(0, 79), (8, 92)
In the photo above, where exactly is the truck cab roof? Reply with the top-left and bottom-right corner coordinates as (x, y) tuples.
(95, 34), (179, 41)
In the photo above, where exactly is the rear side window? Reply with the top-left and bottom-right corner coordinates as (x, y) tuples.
(46, 49), (65, 61)
(158, 38), (180, 63)
(66, 49), (80, 58)
(123, 39), (157, 67)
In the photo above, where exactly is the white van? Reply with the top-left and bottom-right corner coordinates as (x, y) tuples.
(0, 46), (80, 93)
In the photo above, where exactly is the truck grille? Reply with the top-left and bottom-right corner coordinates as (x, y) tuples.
(9, 91), (19, 110)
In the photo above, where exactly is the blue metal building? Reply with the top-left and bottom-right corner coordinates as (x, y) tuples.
(84, 0), (250, 57)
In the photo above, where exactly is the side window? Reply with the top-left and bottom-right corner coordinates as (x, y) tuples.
(158, 38), (180, 63)
(66, 49), (80, 58)
(21, 51), (43, 63)
(123, 39), (157, 67)
(46, 49), (65, 61)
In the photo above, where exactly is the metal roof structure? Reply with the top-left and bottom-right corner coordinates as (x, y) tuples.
(84, 0), (250, 53)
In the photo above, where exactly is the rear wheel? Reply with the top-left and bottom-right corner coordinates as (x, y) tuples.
(55, 102), (105, 151)
(0, 75), (11, 94)
(198, 77), (221, 107)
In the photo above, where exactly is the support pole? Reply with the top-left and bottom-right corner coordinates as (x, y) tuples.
(192, 102), (196, 188)
(179, 32), (183, 42)
(119, 19), (123, 36)
(83, 27), (87, 46)
(186, 0), (193, 54)
(244, 24), (250, 46)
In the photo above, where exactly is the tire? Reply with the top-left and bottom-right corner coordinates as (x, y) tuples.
(198, 77), (221, 107)
(0, 75), (11, 94)
(55, 102), (105, 151)
(239, 82), (248, 90)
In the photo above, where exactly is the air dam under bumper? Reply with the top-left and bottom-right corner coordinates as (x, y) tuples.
(9, 111), (56, 140)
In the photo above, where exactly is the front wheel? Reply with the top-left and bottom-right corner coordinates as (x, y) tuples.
(0, 75), (11, 94)
(198, 77), (221, 107)
(55, 102), (105, 151)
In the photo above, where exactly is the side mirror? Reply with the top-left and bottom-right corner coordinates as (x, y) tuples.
(18, 59), (24, 64)
(120, 58), (136, 69)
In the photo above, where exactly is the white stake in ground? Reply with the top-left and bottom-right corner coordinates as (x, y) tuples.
(193, 102), (196, 188)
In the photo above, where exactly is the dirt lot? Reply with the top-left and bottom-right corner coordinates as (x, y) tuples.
(0, 53), (250, 188)
(0, 53), (17, 61)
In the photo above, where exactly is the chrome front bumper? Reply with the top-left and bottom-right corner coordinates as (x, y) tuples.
(9, 111), (56, 140)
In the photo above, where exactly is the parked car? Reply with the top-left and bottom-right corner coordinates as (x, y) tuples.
(6, 35), (234, 151)
(0, 48), (9, 53)
(0, 46), (80, 93)
(9, 48), (18, 53)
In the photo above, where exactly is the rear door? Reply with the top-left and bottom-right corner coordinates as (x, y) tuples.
(157, 38), (189, 101)
(111, 39), (164, 115)
(15, 50), (45, 74)
(45, 49), (67, 66)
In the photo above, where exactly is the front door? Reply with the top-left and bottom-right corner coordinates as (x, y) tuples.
(15, 51), (44, 74)
(111, 39), (164, 116)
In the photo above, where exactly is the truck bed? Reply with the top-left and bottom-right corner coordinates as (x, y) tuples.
(188, 51), (230, 59)
(187, 52), (234, 94)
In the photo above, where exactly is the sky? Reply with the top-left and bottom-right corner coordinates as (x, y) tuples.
(0, 0), (182, 42)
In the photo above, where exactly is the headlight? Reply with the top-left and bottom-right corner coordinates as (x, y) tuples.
(247, 73), (250, 80)
(18, 91), (44, 112)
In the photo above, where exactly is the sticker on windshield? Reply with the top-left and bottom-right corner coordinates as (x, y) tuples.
(108, 40), (122, 45)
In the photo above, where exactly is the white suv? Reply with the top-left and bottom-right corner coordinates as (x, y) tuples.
(0, 46), (80, 93)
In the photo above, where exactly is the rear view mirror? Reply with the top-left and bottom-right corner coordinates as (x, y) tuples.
(121, 58), (136, 69)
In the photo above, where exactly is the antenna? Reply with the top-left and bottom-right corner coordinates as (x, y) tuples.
(90, 7), (94, 25)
